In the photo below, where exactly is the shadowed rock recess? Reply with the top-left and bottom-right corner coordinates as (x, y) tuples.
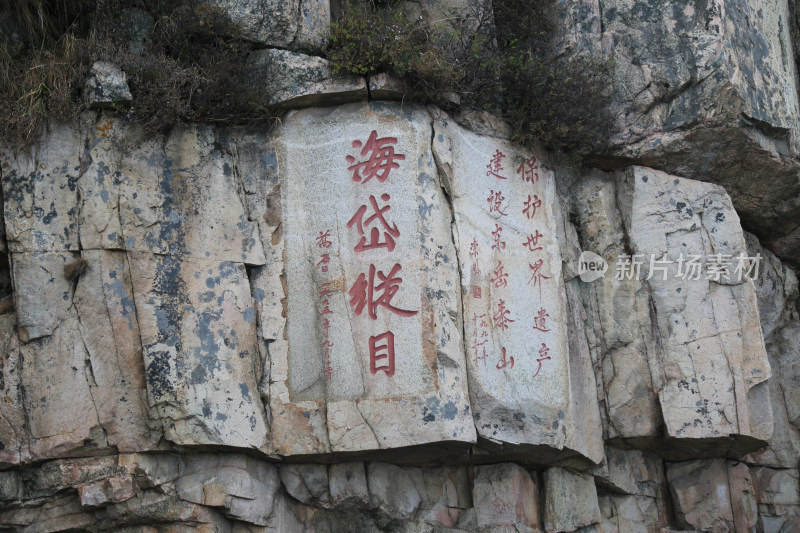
(1, 1), (800, 532)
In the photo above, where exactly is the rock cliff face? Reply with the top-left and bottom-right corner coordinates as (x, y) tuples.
(1, 1), (800, 532)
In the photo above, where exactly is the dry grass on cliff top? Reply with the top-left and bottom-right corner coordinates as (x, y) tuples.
(0, 0), (614, 156)
(0, 0), (269, 150)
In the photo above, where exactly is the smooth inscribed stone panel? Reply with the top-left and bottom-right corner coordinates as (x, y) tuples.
(433, 113), (602, 464)
(273, 102), (475, 455)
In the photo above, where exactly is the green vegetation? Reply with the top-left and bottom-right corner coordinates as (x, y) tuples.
(0, 0), (95, 148)
(327, 1), (426, 77)
(327, 0), (615, 154)
(492, 0), (614, 153)
(0, 0), (613, 155)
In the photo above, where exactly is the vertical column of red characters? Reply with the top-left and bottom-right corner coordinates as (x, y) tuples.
(518, 156), (551, 377)
(345, 131), (417, 378)
(315, 230), (335, 379)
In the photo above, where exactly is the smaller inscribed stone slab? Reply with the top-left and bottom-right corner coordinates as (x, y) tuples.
(433, 116), (571, 450)
(274, 102), (475, 455)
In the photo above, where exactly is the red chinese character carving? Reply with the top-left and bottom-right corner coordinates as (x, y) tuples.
(523, 230), (544, 252)
(347, 131), (406, 184)
(320, 298), (333, 315)
(523, 194), (542, 220)
(496, 347), (514, 370)
(349, 263), (418, 320)
(471, 263), (482, 276)
(517, 156), (539, 183)
(319, 282), (334, 298)
(490, 260), (508, 288)
(472, 285), (482, 299)
(369, 331), (395, 377)
(486, 150), (507, 179)
(492, 299), (514, 331)
(347, 194), (401, 252)
(316, 230), (332, 248)
(533, 343), (551, 377)
(472, 340), (488, 366)
(491, 224), (506, 252)
(532, 308), (550, 332)
(318, 254), (330, 272)
(487, 190), (508, 216)
(469, 238), (479, 258)
(322, 317), (331, 332)
(528, 259), (552, 299)
(472, 313), (489, 366)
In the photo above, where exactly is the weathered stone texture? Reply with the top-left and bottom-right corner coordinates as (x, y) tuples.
(564, 0), (800, 265)
(0, 117), (272, 460)
(592, 446), (671, 531)
(569, 172), (658, 443)
(207, 0), (329, 52)
(543, 467), (601, 532)
(247, 49), (367, 108)
(569, 165), (773, 458)
(273, 102), (475, 455)
(619, 166), (772, 450)
(1, 122), (81, 254)
(744, 235), (800, 471)
(432, 110), (603, 466)
(472, 463), (540, 532)
(3, 1), (800, 520)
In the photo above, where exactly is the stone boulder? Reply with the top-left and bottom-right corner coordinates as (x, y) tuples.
(247, 49), (367, 108)
(84, 62), (132, 110)
(472, 463), (541, 532)
(205, 0), (329, 52)
(543, 467), (601, 532)
(571, 165), (773, 458)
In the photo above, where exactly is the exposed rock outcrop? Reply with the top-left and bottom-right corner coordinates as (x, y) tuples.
(2, 0), (800, 531)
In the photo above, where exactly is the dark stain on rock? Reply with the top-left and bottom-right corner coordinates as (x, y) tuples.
(3, 170), (34, 206)
(219, 261), (237, 278)
(442, 401), (457, 420)
(199, 291), (215, 303)
(145, 163), (190, 400)
(191, 311), (223, 382)
(40, 202), (57, 225)
(146, 350), (174, 401)
(240, 383), (251, 400)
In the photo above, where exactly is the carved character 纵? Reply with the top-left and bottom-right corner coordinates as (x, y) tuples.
(348, 263), (418, 320)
